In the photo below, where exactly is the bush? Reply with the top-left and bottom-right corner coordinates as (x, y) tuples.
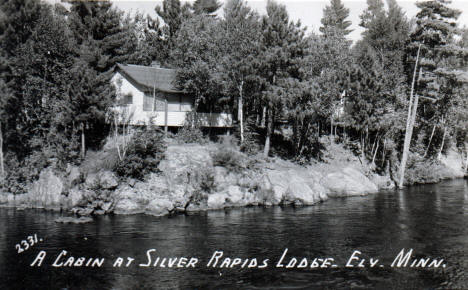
(1, 151), (50, 194)
(211, 136), (246, 173)
(175, 126), (206, 144)
(403, 153), (453, 185)
(114, 127), (166, 180)
(193, 166), (215, 193)
(81, 149), (120, 175)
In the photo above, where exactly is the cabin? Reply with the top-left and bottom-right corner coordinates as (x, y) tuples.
(111, 63), (232, 128)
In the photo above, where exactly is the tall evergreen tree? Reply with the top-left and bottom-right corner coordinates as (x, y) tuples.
(193, 0), (222, 15)
(260, 0), (307, 157)
(155, 0), (192, 40)
(153, 0), (193, 63)
(68, 1), (140, 155)
(319, 0), (352, 37)
(399, 0), (463, 186)
(359, 0), (385, 29)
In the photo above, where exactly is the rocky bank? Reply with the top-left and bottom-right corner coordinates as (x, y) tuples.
(0, 142), (464, 218)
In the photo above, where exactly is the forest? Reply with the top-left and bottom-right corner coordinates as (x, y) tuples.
(0, 0), (467, 193)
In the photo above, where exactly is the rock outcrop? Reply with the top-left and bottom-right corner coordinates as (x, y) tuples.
(4, 141), (464, 218)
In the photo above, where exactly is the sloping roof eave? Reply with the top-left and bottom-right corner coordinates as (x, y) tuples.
(115, 63), (183, 94)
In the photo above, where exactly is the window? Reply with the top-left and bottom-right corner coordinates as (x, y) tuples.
(124, 93), (133, 105)
(143, 94), (153, 111)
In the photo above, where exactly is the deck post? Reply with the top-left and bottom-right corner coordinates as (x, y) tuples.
(164, 98), (168, 134)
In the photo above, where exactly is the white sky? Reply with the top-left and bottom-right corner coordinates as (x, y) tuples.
(108, 0), (468, 41)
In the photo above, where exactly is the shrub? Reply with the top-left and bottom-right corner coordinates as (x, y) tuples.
(114, 126), (166, 180)
(192, 166), (215, 193)
(1, 151), (50, 194)
(403, 152), (455, 185)
(175, 126), (206, 144)
(211, 136), (246, 173)
(81, 149), (120, 175)
(240, 130), (262, 155)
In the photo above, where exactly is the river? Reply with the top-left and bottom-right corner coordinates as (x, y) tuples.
(0, 179), (467, 289)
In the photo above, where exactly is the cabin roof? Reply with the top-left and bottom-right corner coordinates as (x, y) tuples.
(115, 63), (182, 93)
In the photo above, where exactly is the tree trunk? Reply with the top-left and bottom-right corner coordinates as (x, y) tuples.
(0, 121), (4, 179)
(437, 125), (447, 161)
(238, 81), (244, 143)
(398, 44), (421, 188)
(261, 106), (266, 127)
(361, 132), (365, 161)
(81, 122), (86, 159)
(365, 126), (369, 153)
(465, 144), (468, 172)
(372, 140), (379, 165)
(263, 104), (273, 158)
(381, 138), (387, 168)
(371, 134), (378, 159)
(424, 123), (437, 158)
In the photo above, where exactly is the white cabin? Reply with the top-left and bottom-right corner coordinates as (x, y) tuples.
(111, 63), (232, 127)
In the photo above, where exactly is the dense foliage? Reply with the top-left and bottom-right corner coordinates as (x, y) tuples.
(114, 127), (166, 180)
(0, 0), (466, 191)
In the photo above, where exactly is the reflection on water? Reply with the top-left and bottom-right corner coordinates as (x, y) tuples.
(0, 179), (467, 289)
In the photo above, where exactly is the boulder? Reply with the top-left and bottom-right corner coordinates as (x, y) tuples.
(213, 166), (228, 186)
(29, 169), (64, 208)
(207, 193), (228, 209)
(98, 171), (118, 190)
(309, 181), (329, 201)
(85, 173), (99, 189)
(67, 188), (87, 208)
(322, 167), (378, 197)
(113, 199), (143, 215)
(371, 174), (395, 190)
(145, 198), (174, 216)
(440, 149), (466, 178)
(242, 191), (261, 206)
(101, 201), (113, 212)
(75, 207), (94, 216)
(266, 170), (289, 204)
(159, 145), (213, 178)
(285, 175), (318, 205)
(67, 165), (82, 187)
(226, 185), (244, 205)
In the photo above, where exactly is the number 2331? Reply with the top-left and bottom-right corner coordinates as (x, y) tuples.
(15, 234), (40, 254)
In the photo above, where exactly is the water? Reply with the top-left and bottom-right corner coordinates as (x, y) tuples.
(0, 179), (467, 289)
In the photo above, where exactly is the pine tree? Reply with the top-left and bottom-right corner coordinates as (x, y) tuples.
(153, 0), (193, 63)
(399, 0), (463, 187)
(260, 0), (307, 157)
(68, 1), (135, 156)
(319, 0), (352, 37)
(193, 0), (222, 15)
(359, 0), (385, 29)
(155, 0), (192, 40)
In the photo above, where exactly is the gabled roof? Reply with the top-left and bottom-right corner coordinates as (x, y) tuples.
(115, 63), (182, 93)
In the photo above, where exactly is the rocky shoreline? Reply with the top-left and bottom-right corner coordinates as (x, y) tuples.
(0, 143), (465, 220)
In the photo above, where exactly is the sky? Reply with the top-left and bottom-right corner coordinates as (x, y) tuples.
(106, 0), (468, 41)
